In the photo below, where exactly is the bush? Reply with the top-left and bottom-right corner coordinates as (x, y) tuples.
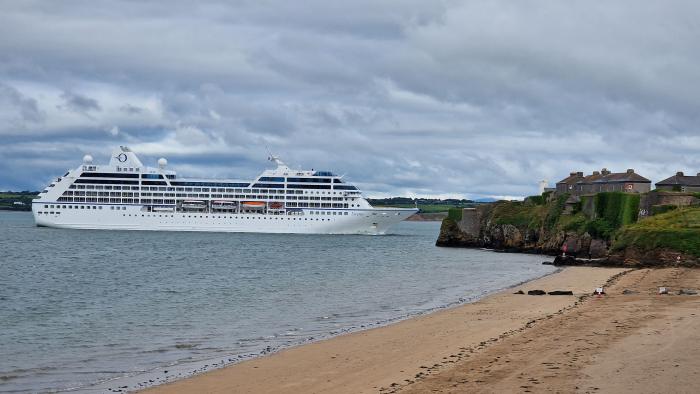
(586, 218), (617, 239)
(594, 192), (640, 227)
(559, 213), (588, 233)
(544, 193), (568, 230)
(526, 195), (546, 205)
(650, 205), (678, 216)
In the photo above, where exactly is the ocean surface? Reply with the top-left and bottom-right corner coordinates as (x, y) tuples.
(0, 211), (556, 393)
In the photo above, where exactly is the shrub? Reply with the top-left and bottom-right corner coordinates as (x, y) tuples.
(526, 195), (545, 205)
(586, 218), (617, 239)
(544, 193), (568, 230)
(650, 205), (678, 216)
(593, 192), (640, 228)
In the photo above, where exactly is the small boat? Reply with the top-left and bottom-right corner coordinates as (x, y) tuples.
(241, 201), (266, 209)
(268, 202), (284, 209)
(152, 206), (175, 212)
(212, 200), (238, 209)
(181, 200), (206, 210)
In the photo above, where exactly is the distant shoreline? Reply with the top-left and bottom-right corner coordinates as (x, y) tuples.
(406, 212), (447, 221)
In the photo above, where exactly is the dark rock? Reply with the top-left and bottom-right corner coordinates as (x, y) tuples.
(548, 290), (574, 295)
(553, 255), (578, 266)
(527, 290), (546, 295)
(435, 218), (480, 247)
(589, 239), (608, 258)
(622, 289), (638, 295)
(542, 261), (554, 265)
(514, 290), (524, 294)
(678, 289), (698, 295)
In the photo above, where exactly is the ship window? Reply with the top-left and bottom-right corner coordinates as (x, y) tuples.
(80, 206), (84, 209)
(44, 204), (48, 208)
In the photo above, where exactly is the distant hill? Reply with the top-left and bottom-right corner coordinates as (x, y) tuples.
(473, 197), (498, 203)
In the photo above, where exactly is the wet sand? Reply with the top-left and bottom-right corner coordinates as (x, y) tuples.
(144, 267), (629, 394)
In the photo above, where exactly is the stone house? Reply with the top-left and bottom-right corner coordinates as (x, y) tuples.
(556, 168), (651, 196)
(555, 171), (585, 194)
(655, 172), (700, 192)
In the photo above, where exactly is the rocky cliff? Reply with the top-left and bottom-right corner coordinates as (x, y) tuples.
(436, 192), (700, 267)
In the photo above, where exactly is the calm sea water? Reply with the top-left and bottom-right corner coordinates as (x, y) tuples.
(0, 211), (555, 393)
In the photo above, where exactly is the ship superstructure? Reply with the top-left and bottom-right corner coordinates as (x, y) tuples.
(32, 146), (417, 234)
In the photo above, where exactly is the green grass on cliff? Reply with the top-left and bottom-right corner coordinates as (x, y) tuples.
(448, 207), (463, 221)
(492, 201), (546, 229)
(487, 192), (641, 241)
(491, 193), (568, 230)
(613, 207), (700, 257)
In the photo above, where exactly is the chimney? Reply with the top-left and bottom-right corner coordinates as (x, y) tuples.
(677, 171), (684, 177)
(626, 169), (634, 174)
(593, 171), (600, 176)
(601, 168), (611, 176)
(577, 171), (584, 177)
(569, 172), (577, 176)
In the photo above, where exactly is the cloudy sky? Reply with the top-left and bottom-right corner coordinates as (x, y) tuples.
(1, 1), (699, 199)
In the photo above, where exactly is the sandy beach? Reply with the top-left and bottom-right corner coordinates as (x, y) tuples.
(144, 265), (700, 394)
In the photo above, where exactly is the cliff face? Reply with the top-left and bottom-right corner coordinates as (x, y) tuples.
(436, 205), (607, 257)
(437, 193), (700, 267)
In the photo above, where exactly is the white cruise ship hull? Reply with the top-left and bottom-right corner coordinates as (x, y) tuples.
(33, 146), (419, 235)
(33, 204), (417, 235)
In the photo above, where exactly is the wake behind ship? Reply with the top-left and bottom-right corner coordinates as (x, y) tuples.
(32, 146), (417, 234)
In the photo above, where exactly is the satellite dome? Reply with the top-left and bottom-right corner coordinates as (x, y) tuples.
(83, 154), (93, 164)
(158, 158), (168, 168)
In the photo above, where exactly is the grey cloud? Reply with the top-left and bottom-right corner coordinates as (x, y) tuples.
(120, 104), (144, 114)
(1, 1), (700, 198)
(59, 91), (101, 114)
(0, 82), (43, 130)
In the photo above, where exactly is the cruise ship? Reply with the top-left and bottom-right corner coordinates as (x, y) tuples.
(32, 146), (417, 234)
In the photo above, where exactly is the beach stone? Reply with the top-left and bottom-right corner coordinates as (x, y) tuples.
(678, 289), (698, 295)
(514, 290), (525, 294)
(527, 290), (546, 295)
(553, 255), (578, 266)
(548, 290), (574, 295)
(622, 289), (638, 295)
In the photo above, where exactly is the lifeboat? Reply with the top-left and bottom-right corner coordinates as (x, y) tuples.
(212, 200), (238, 209)
(241, 201), (266, 210)
(152, 206), (175, 212)
(268, 202), (284, 209)
(181, 200), (206, 210)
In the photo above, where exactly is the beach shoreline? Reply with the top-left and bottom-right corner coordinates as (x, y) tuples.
(140, 266), (628, 394)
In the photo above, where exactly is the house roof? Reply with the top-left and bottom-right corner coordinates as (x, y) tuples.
(556, 172), (584, 185)
(589, 172), (651, 184)
(559, 169), (651, 185)
(656, 172), (700, 187)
